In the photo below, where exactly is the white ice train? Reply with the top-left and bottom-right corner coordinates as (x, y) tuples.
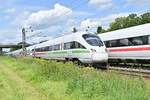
(99, 23), (150, 64)
(8, 32), (108, 67)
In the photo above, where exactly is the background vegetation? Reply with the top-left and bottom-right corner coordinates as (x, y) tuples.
(97, 12), (150, 33)
(0, 56), (149, 100)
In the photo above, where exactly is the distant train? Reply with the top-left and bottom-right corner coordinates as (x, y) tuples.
(8, 32), (108, 68)
(99, 23), (150, 64)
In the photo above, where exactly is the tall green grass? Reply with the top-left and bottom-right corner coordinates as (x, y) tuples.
(1, 56), (150, 100)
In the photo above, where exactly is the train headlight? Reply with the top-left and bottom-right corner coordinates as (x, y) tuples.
(91, 48), (96, 53)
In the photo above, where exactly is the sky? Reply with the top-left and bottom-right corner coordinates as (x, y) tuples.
(0, 0), (150, 44)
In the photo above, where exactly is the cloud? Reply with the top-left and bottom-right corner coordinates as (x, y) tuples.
(0, 29), (21, 44)
(72, 11), (93, 17)
(25, 3), (72, 29)
(80, 19), (101, 31)
(79, 12), (133, 31)
(4, 8), (16, 13)
(88, 0), (113, 9)
(126, 0), (150, 7)
(9, 4), (74, 44)
(0, 15), (11, 21)
(0, 0), (17, 4)
(0, 8), (16, 14)
(11, 11), (30, 27)
(99, 12), (131, 29)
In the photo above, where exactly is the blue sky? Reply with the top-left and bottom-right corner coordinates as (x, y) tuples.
(0, 0), (150, 44)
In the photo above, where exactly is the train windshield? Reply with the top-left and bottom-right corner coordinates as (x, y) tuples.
(83, 34), (103, 46)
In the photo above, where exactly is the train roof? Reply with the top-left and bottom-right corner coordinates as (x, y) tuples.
(7, 31), (96, 54)
(99, 23), (150, 41)
(26, 31), (90, 49)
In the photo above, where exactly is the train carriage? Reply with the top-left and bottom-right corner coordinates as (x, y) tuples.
(99, 23), (150, 64)
(8, 31), (108, 68)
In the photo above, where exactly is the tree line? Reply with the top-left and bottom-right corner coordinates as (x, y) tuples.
(97, 12), (150, 34)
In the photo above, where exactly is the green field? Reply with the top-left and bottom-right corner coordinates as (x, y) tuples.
(0, 56), (149, 100)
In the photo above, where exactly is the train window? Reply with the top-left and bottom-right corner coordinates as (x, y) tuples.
(41, 48), (43, 51)
(70, 42), (75, 49)
(40, 48), (42, 51)
(40, 48), (43, 51)
(35, 48), (39, 52)
(49, 46), (53, 51)
(129, 36), (148, 46)
(105, 35), (149, 48)
(37, 48), (40, 51)
(75, 42), (86, 49)
(44, 47), (49, 51)
(53, 44), (60, 50)
(64, 41), (86, 50)
(109, 40), (119, 47)
(148, 36), (150, 44)
(104, 41), (107, 46)
(83, 34), (103, 47)
(119, 39), (130, 46)
(71, 42), (86, 49)
(141, 36), (148, 44)
(64, 43), (71, 50)
(104, 41), (110, 47)
(39, 48), (42, 51)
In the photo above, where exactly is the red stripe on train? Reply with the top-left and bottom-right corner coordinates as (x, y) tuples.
(34, 52), (46, 55)
(108, 47), (150, 52)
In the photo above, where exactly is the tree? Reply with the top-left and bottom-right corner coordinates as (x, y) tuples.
(97, 26), (106, 34)
(108, 17), (127, 31)
(141, 12), (150, 24)
(97, 12), (150, 33)
(97, 26), (102, 33)
(126, 14), (142, 27)
(107, 13), (145, 31)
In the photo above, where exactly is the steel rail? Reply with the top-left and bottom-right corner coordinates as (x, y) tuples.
(109, 67), (150, 79)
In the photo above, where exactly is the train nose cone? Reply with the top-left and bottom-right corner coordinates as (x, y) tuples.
(92, 53), (108, 63)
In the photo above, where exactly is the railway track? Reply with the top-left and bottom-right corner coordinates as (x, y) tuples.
(109, 66), (150, 79)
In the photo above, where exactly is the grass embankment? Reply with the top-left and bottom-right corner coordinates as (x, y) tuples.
(0, 56), (149, 100)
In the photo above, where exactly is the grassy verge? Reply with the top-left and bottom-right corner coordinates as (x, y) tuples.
(0, 56), (149, 100)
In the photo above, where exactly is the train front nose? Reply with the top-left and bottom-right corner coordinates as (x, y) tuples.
(91, 47), (108, 63)
(92, 52), (108, 63)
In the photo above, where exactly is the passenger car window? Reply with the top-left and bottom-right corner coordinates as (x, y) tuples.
(129, 36), (148, 46)
(64, 43), (71, 50)
(109, 40), (118, 47)
(119, 39), (130, 46)
(64, 41), (85, 50)
(148, 35), (150, 44)
(105, 35), (149, 48)
(53, 44), (60, 50)
(49, 46), (53, 51)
